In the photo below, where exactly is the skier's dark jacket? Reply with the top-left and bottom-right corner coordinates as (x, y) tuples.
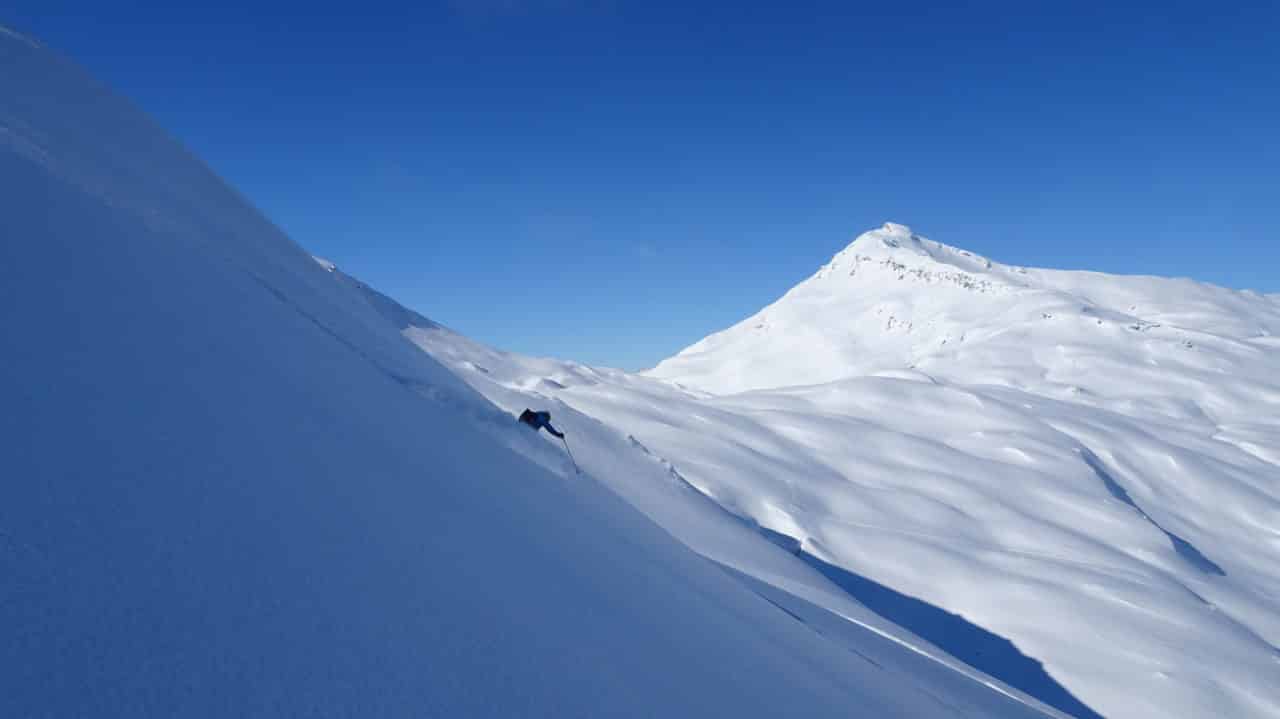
(518, 409), (564, 438)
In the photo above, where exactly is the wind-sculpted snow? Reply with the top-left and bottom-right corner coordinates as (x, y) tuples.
(396, 225), (1280, 718)
(0, 30), (1070, 718)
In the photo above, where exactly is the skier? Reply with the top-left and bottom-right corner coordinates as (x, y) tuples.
(518, 409), (565, 439)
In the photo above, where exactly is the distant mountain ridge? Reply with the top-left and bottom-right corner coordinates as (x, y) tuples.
(647, 223), (1280, 405)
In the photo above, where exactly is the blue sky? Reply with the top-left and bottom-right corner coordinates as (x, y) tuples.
(8, 1), (1278, 369)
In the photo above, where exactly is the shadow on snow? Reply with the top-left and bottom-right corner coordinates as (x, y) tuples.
(1080, 449), (1226, 576)
(794, 547), (1106, 719)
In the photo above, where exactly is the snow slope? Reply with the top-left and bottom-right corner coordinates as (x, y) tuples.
(400, 225), (1280, 718)
(0, 28), (1067, 718)
(650, 222), (1280, 400)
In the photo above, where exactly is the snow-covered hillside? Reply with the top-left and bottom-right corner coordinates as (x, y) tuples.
(0, 27), (1072, 719)
(650, 222), (1280, 401)
(397, 225), (1280, 718)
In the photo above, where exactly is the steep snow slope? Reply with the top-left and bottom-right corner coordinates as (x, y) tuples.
(0, 29), (1066, 718)
(399, 226), (1280, 718)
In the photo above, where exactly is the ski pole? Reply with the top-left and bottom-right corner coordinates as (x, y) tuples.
(561, 437), (581, 475)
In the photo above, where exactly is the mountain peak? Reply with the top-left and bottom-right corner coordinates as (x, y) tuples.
(848, 222), (983, 260)
(651, 222), (1280, 394)
(853, 222), (919, 249)
(819, 223), (998, 283)
(879, 220), (914, 236)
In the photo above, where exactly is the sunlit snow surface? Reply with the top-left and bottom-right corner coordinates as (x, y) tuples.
(398, 223), (1280, 719)
(1, 28), (1072, 718)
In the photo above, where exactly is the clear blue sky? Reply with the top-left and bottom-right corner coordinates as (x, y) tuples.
(7, 1), (1278, 369)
